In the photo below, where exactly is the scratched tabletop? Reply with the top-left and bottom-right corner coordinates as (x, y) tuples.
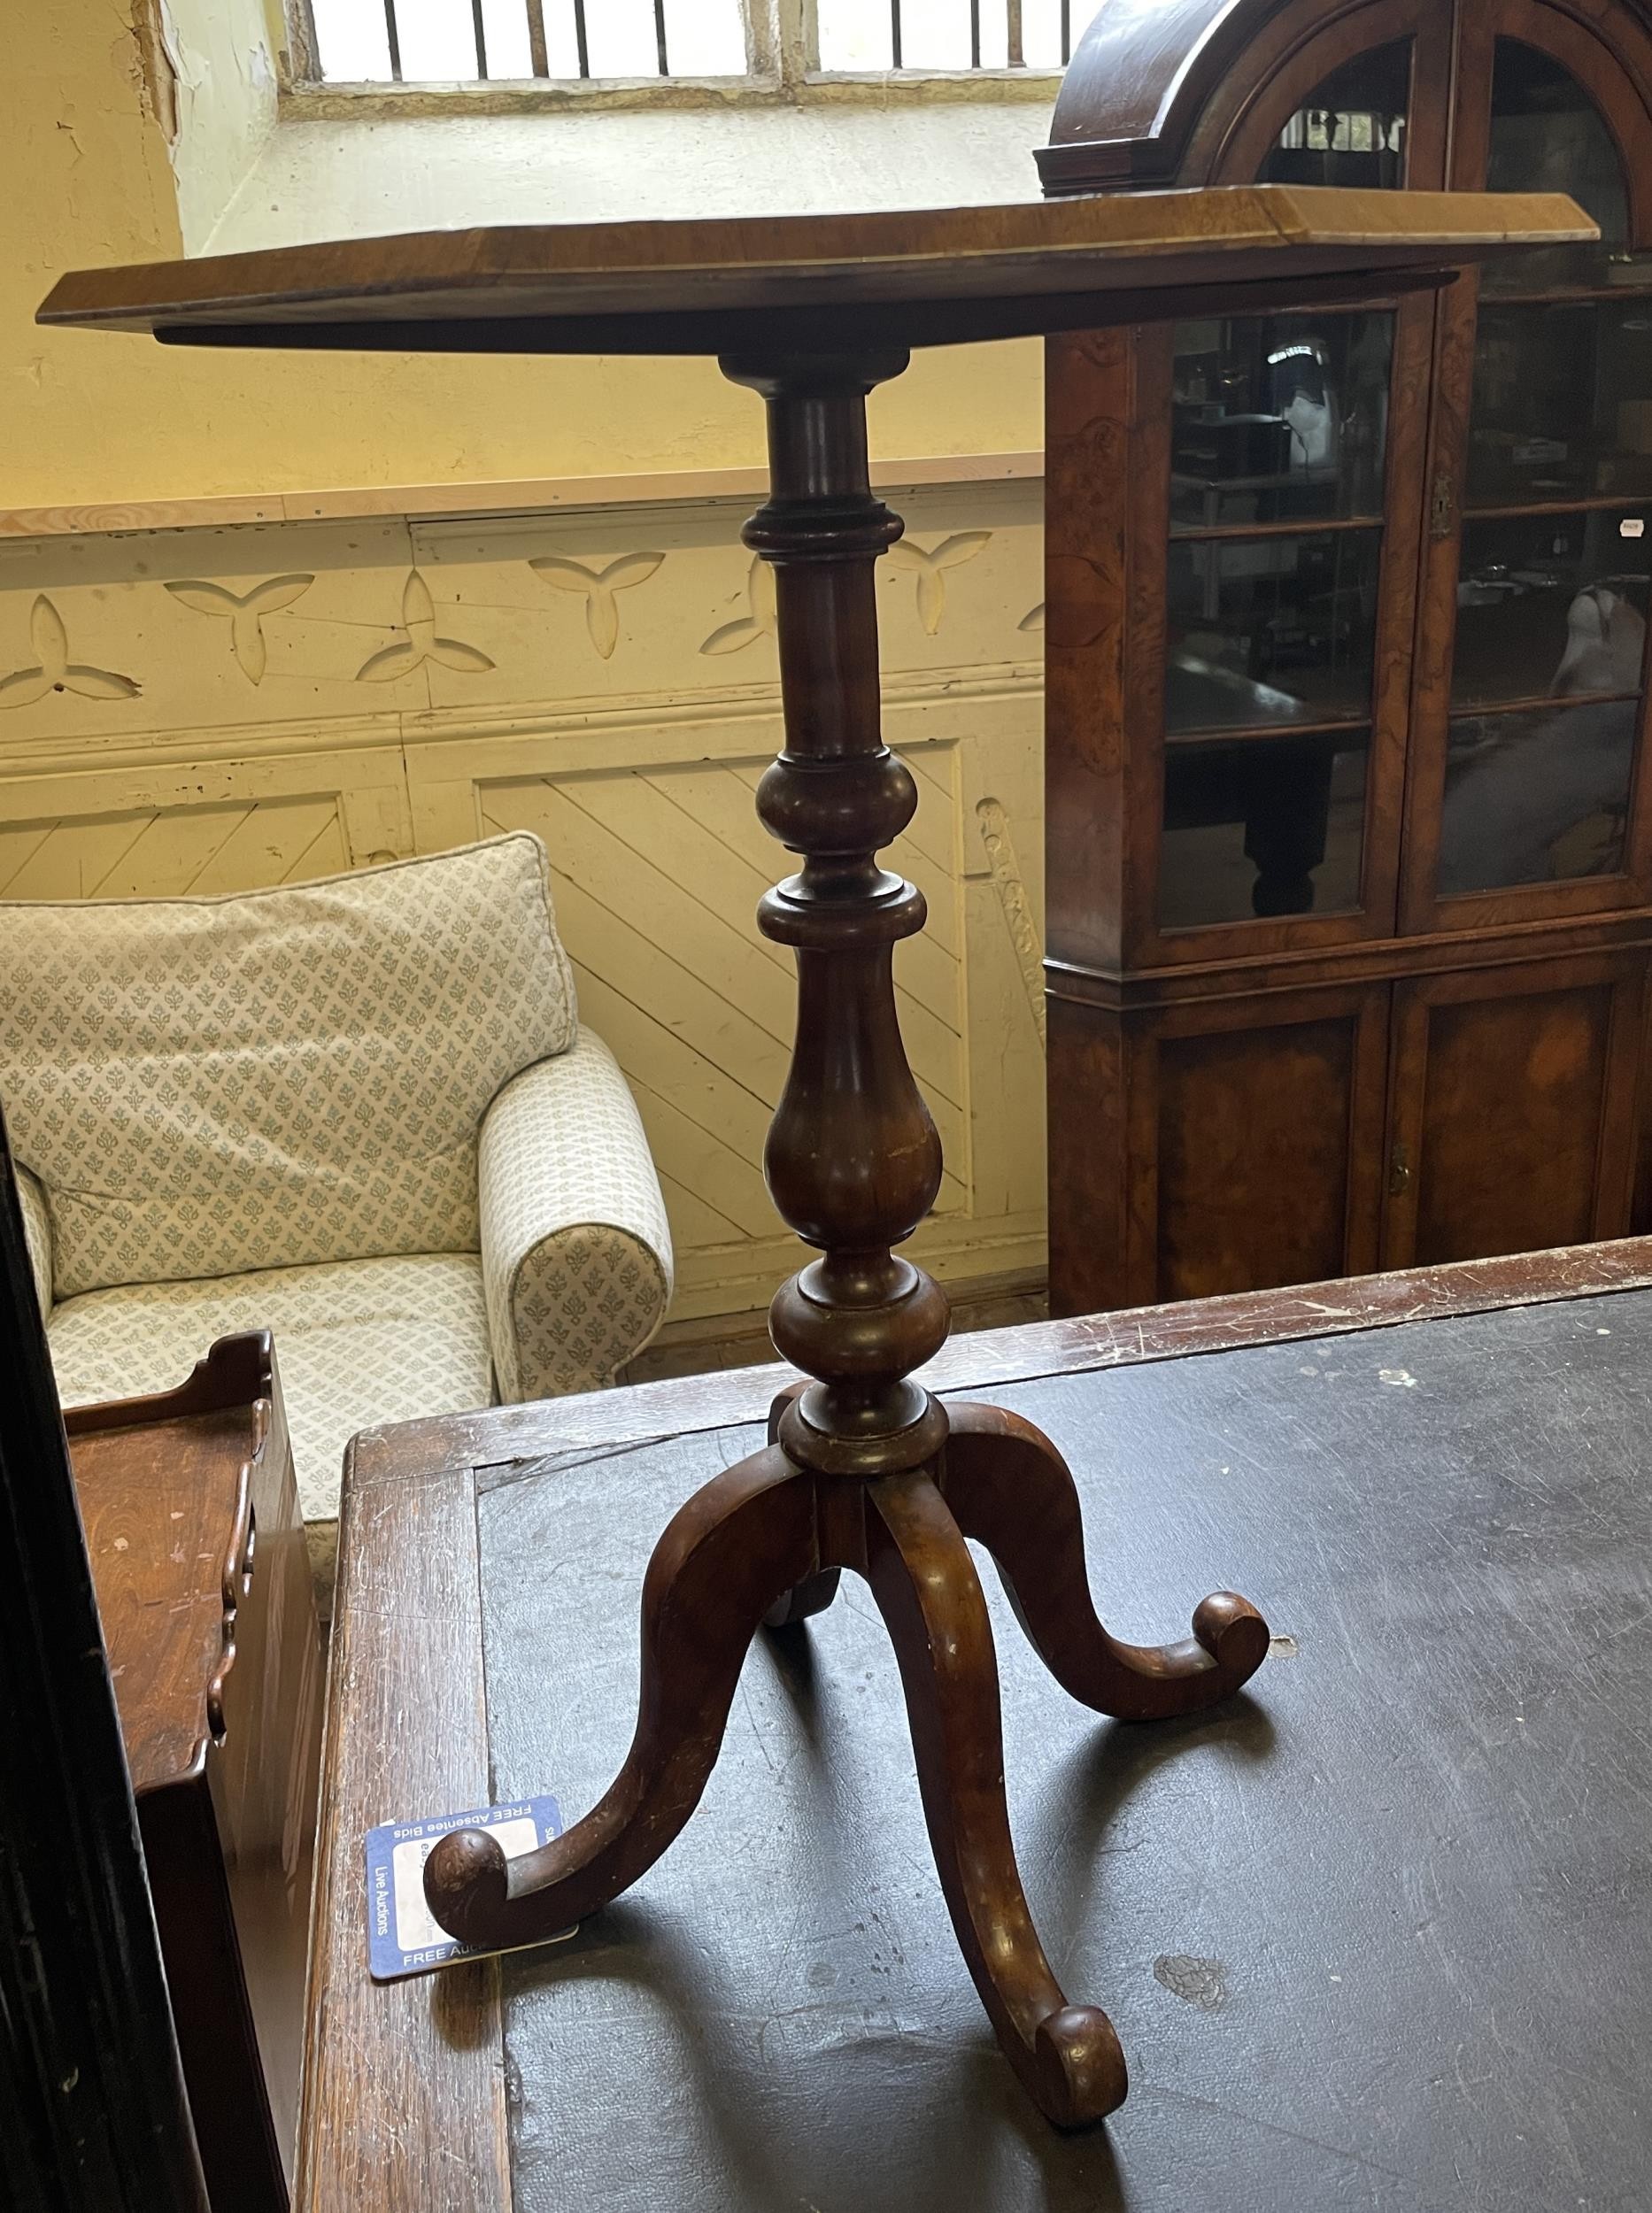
(470, 1284), (1652, 2213)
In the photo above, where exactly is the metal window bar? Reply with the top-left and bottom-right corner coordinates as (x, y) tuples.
(345, 1), (1073, 87)
(883, 0), (1061, 73)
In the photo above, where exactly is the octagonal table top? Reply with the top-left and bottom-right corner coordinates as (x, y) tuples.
(37, 186), (1591, 354)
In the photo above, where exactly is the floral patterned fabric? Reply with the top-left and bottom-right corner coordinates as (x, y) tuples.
(47, 1252), (496, 1606)
(480, 1029), (673, 1400)
(16, 1161), (51, 1318)
(0, 834), (575, 1298)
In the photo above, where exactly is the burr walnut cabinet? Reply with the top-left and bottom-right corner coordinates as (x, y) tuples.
(1040, 0), (1652, 1314)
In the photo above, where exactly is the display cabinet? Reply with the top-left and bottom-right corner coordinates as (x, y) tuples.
(1041, 0), (1652, 1313)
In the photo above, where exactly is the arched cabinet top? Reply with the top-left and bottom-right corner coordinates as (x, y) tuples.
(1040, 0), (1652, 217)
(1038, 0), (1296, 190)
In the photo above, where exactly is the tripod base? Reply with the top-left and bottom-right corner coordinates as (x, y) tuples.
(425, 1400), (1267, 2129)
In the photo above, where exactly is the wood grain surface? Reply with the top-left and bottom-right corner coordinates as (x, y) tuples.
(38, 189), (1591, 346)
(296, 1448), (509, 2213)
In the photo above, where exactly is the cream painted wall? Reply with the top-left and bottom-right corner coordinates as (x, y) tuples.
(2, 5), (1054, 1338)
(5, 0), (1048, 513)
(0, 482), (1049, 1325)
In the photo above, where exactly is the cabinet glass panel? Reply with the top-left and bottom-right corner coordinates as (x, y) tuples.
(1452, 509), (1652, 708)
(1438, 700), (1638, 894)
(1160, 732), (1370, 929)
(1171, 312), (1395, 529)
(1166, 528), (1382, 733)
(1257, 40), (1410, 190)
(1469, 299), (1652, 504)
(1482, 40), (1649, 295)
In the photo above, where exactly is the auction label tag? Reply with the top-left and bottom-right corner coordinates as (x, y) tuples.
(364, 1794), (569, 1980)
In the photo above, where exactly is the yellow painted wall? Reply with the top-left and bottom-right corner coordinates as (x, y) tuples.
(6, 0), (1046, 512)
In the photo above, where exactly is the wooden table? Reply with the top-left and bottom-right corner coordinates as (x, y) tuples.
(66, 1332), (325, 2213)
(304, 1239), (1652, 2212)
(42, 181), (1601, 2128)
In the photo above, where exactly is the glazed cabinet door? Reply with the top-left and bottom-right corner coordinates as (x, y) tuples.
(1403, 0), (1652, 934)
(1046, 2), (1453, 980)
(1381, 952), (1647, 1270)
(1148, 7), (1450, 968)
(1048, 982), (1390, 1315)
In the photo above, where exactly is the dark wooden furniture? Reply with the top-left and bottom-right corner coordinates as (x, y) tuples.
(0, 1123), (209, 2213)
(40, 186), (1590, 2127)
(66, 1332), (325, 2213)
(1041, 0), (1652, 1316)
(298, 1238), (1652, 2212)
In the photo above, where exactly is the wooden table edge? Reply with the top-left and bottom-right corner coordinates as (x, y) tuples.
(348, 1238), (1652, 1486)
(303, 1238), (1652, 2211)
(297, 1451), (509, 2213)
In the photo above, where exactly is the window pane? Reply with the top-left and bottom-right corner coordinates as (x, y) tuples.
(1166, 528), (1383, 733)
(1482, 40), (1648, 293)
(1020, 0), (1069, 68)
(818, 0), (892, 70)
(664, 0), (746, 74)
(1470, 300), (1652, 505)
(314, 0), (396, 79)
(819, 0), (1026, 71)
(1259, 40), (1410, 190)
(1171, 312), (1393, 530)
(1160, 733), (1370, 928)
(392, 0), (480, 80)
(1453, 510), (1652, 707)
(585, 0), (666, 77)
(1438, 700), (1637, 894)
(478, 0), (532, 77)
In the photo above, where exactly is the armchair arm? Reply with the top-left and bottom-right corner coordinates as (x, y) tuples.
(16, 1163), (52, 1320)
(479, 1028), (674, 1402)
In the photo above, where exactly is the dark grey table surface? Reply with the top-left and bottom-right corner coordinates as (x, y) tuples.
(475, 1286), (1652, 2213)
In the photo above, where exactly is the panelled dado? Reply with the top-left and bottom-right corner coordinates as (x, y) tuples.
(0, 480), (1046, 1324)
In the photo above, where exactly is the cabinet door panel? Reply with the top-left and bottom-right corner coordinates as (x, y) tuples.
(1402, 0), (1652, 935)
(1132, 987), (1390, 1303)
(1385, 956), (1646, 1269)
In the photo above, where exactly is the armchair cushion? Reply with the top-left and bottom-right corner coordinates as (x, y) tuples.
(16, 1161), (52, 1318)
(481, 1027), (673, 1401)
(0, 834), (575, 1298)
(47, 1252), (494, 1600)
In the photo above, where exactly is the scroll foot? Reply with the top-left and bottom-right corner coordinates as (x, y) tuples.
(425, 1444), (817, 1947)
(940, 1402), (1268, 1721)
(866, 1470), (1127, 2127)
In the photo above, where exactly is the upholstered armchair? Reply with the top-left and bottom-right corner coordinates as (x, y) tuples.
(0, 834), (673, 1602)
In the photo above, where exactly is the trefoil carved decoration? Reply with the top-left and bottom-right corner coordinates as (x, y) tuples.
(886, 532), (991, 635)
(0, 596), (140, 710)
(358, 572), (495, 684)
(530, 551), (665, 659)
(165, 574), (314, 685)
(700, 556), (777, 656)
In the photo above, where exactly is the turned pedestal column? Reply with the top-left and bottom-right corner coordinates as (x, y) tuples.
(422, 350), (1269, 2128)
